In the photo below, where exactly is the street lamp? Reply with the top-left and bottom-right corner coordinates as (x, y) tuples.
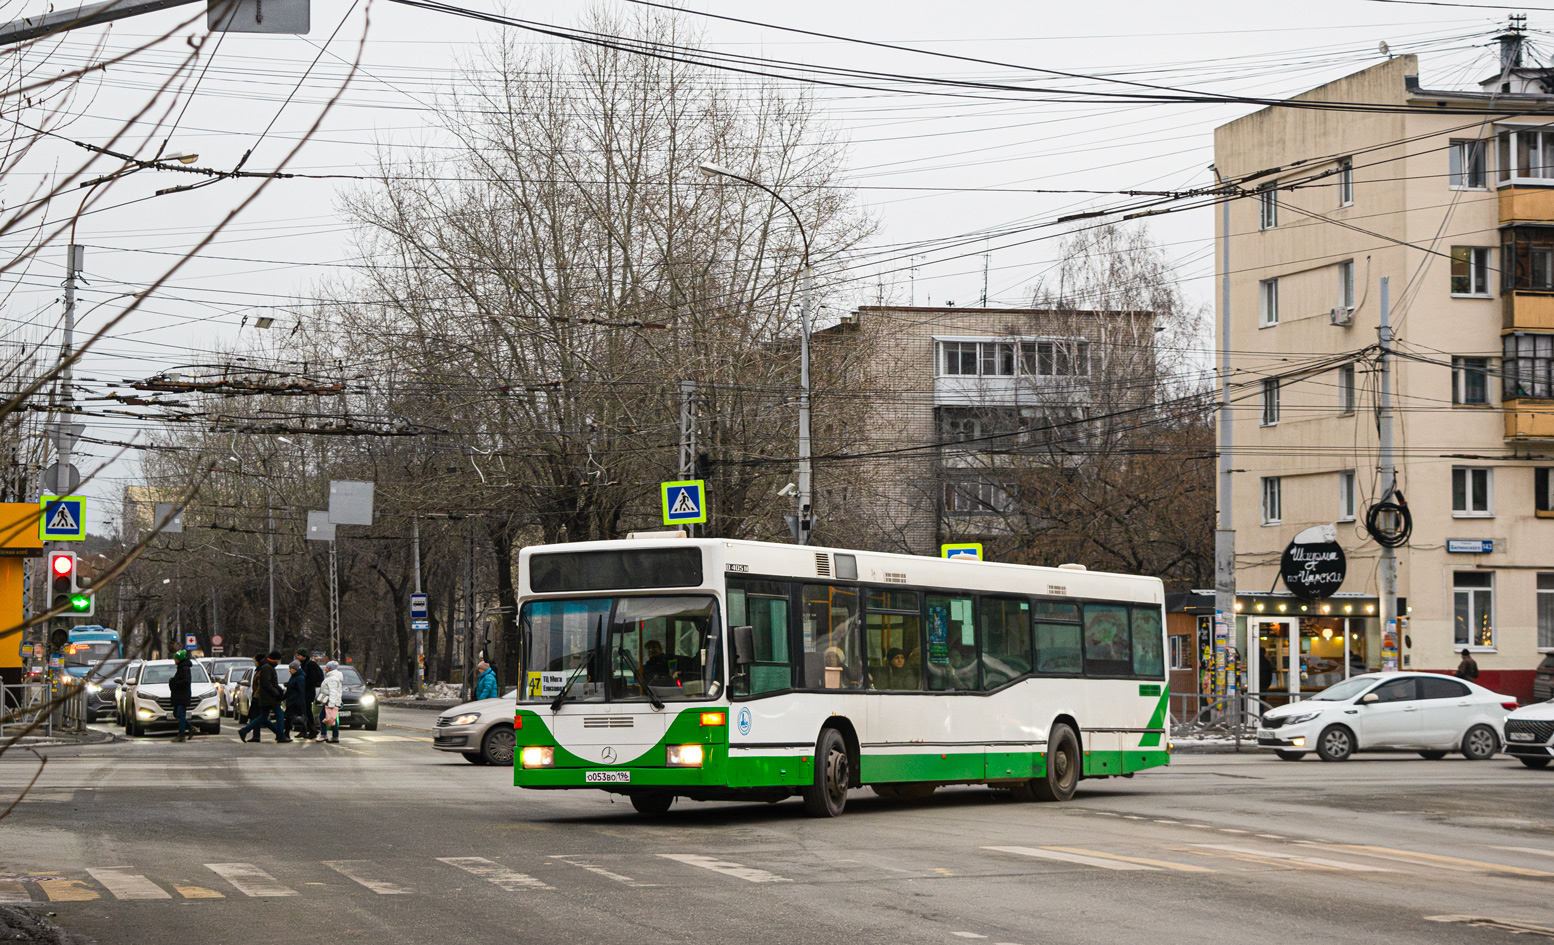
(698, 161), (814, 544)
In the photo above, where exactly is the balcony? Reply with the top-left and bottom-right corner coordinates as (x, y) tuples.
(1503, 292), (1554, 330)
(1505, 399), (1554, 440)
(1499, 186), (1554, 225)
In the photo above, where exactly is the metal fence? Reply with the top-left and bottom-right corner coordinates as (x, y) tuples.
(1167, 690), (1292, 751)
(1, 678), (87, 741)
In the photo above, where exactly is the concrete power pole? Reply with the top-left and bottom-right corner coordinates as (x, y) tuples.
(1212, 173), (1236, 718)
(679, 380), (698, 537)
(1378, 277), (1400, 671)
(411, 514), (423, 694)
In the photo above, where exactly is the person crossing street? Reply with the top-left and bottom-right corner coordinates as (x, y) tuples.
(168, 649), (193, 743)
(316, 660), (344, 743)
(239, 651), (291, 743)
(295, 648), (324, 740)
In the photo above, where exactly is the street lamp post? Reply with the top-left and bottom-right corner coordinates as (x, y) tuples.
(698, 161), (813, 544)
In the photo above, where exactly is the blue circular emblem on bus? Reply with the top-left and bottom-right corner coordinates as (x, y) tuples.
(737, 707), (752, 736)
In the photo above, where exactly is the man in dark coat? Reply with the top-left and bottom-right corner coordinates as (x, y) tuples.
(1455, 648), (1480, 680)
(295, 648), (324, 740)
(169, 649), (193, 743)
(239, 651), (291, 743)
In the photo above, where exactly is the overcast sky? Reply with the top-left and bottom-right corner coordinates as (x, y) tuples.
(2, 0), (1522, 530)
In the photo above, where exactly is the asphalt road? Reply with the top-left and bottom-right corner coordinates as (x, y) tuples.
(1, 706), (1552, 945)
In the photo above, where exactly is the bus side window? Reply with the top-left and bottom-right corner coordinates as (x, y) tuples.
(979, 597), (1031, 689)
(1083, 603), (1133, 676)
(728, 580), (793, 695)
(866, 588), (922, 690)
(1032, 600), (1080, 675)
(925, 595), (977, 691)
(1131, 606), (1164, 678)
(802, 584), (861, 690)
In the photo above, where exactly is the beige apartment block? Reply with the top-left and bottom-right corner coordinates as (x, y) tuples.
(1214, 45), (1554, 701)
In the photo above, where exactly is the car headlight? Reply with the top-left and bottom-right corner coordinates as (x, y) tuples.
(87, 683), (102, 694)
(202, 707), (219, 718)
(452, 713), (481, 726)
(136, 708), (154, 720)
(520, 746), (555, 768)
(359, 693), (376, 706)
(1280, 712), (1322, 725)
(666, 744), (705, 767)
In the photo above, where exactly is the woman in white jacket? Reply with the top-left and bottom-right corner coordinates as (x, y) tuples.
(316, 661), (344, 743)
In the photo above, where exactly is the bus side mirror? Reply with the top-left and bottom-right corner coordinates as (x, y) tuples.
(732, 626), (756, 667)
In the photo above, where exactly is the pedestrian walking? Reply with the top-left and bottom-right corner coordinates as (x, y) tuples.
(474, 660), (498, 701)
(1455, 648), (1480, 680)
(169, 649), (193, 743)
(296, 648), (324, 740)
(240, 651), (291, 743)
(316, 660), (344, 743)
(284, 660), (307, 738)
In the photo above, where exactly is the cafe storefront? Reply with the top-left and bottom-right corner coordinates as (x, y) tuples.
(1235, 591), (1398, 707)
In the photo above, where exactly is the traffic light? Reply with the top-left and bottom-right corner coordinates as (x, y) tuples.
(47, 551), (93, 616)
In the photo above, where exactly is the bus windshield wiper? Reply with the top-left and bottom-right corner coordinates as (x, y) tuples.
(551, 614), (603, 712)
(617, 645), (664, 710)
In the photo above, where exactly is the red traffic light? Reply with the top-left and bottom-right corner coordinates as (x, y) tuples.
(50, 553), (74, 577)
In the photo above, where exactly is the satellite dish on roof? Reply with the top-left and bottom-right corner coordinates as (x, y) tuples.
(1379, 41), (1391, 58)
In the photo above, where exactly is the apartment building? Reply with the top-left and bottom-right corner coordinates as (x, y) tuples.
(1214, 41), (1554, 701)
(836, 305), (1154, 557)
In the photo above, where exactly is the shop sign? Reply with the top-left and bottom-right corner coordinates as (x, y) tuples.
(1280, 524), (1346, 601)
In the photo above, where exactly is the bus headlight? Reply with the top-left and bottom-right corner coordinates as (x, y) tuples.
(666, 744), (704, 767)
(520, 746), (554, 768)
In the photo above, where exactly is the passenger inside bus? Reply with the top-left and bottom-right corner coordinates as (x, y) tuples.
(643, 639), (673, 685)
(875, 647), (919, 690)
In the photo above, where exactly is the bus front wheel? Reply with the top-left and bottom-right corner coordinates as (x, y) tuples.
(630, 793), (674, 815)
(802, 728), (851, 817)
(1029, 724), (1080, 802)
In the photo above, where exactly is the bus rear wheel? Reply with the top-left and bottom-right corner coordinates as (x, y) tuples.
(802, 728), (851, 817)
(1029, 723), (1080, 802)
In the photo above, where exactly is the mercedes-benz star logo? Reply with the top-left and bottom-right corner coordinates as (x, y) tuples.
(601, 746), (617, 763)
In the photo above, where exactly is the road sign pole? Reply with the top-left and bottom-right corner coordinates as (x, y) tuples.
(412, 515), (423, 694)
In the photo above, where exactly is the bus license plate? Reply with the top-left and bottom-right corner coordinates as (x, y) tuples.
(585, 771), (630, 783)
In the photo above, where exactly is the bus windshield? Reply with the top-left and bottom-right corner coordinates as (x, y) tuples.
(520, 595), (722, 704)
(65, 640), (120, 665)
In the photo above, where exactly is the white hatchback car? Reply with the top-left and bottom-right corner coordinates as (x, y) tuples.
(1256, 671), (1516, 762)
(1504, 699), (1554, 769)
(432, 690), (517, 765)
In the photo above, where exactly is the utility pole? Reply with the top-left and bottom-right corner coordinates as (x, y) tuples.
(267, 493), (275, 653)
(1378, 276), (1399, 671)
(411, 514), (423, 694)
(679, 380), (698, 537)
(797, 263), (814, 545)
(56, 245), (82, 479)
(328, 538), (340, 660)
(1211, 171), (1236, 718)
(462, 518), (475, 700)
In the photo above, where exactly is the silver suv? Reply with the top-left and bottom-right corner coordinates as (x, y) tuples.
(121, 659), (220, 737)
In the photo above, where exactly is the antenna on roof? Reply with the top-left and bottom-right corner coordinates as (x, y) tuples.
(1379, 41), (1390, 59)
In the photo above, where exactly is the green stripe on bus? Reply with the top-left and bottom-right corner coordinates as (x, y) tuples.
(1138, 686), (1170, 748)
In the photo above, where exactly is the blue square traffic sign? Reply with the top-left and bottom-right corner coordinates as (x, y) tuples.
(661, 480), (707, 525)
(39, 495), (86, 541)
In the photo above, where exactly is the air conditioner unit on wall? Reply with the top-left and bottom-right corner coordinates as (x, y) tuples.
(1329, 306), (1353, 327)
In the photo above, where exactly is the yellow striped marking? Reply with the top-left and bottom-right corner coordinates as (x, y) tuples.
(38, 879), (98, 901)
(1040, 847), (1215, 873)
(1174, 847), (1338, 871)
(174, 885), (224, 898)
(1305, 843), (1554, 878)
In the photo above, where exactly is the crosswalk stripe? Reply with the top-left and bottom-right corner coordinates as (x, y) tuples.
(1304, 843), (1554, 878)
(1039, 846), (1216, 873)
(1493, 846), (1554, 860)
(657, 853), (791, 883)
(438, 857), (551, 891)
(323, 860), (413, 895)
(173, 885), (224, 899)
(983, 846), (1156, 872)
(205, 863), (298, 897)
(0, 881), (31, 903)
(37, 879), (98, 901)
(1193, 845), (1392, 872)
(550, 856), (656, 887)
(86, 868), (171, 900)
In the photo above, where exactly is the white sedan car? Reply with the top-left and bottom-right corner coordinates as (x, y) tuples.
(1504, 699), (1554, 769)
(1256, 672), (1516, 762)
(432, 690), (517, 765)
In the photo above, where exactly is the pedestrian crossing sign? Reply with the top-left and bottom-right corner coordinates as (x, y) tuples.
(941, 543), (983, 561)
(39, 494), (86, 541)
(661, 479), (707, 525)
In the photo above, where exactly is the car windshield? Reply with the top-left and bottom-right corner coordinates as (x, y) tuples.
(340, 668), (364, 687)
(519, 595), (722, 704)
(1308, 676), (1377, 702)
(139, 663), (211, 685)
(65, 660), (129, 681)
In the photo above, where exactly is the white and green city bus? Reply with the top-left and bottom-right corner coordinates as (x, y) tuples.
(513, 536), (1170, 816)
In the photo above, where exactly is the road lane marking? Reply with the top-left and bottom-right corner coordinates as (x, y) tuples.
(85, 868), (171, 900)
(205, 863), (298, 897)
(438, 857), (551, 891)
(1039, 846), (1216, 873)
(1426, 915), (1554, 936)
(0, 881), (30, 903)
(37, 879), (98, 901)
(983, 846), (1156, 871)
(1493, 846), (1554, 860)
(323, 860), (413, 895)
(550, 856), (656, 887)
(174, 885), (223, 899)
(951, 934), (988, 940)
(657, 854), (791, 883)
(1304, 844), (1554, 878)
(1193, 845), (1392, 872)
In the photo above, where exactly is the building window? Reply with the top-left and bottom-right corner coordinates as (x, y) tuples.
(1337, 158), (1354, 207)
(1261, 476), (1281, 525)
(1537, 469), (1554, 516)
(1539, 573), (1554, 651)
(1503, 332), (1554, 399)
(1498, 128), (1554, 184)
(1452, 466), (1493, 517)
(1502, 227), (1554, 291)
(1259, 278), (1279, 327)
(1450, 139), (1487, 189)
(1338, 260), (1355, 310)
(943, 340), (1087, 378)
(1450, 247), (1491, 296)
(1339, 470), (1356, 522)
(1338, 364), (1356, 414)
(1257, 185), (1278, 229)
(1452, 356), (1489, 405)
(943, 477), (1010, 515)
(1018, 340), (1090, 377)
(1168, 634), (1190, 670)
(1261, 377), (1279, 425)
(941, 341), (978, 376)
(1453, 571), (1493, 649)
